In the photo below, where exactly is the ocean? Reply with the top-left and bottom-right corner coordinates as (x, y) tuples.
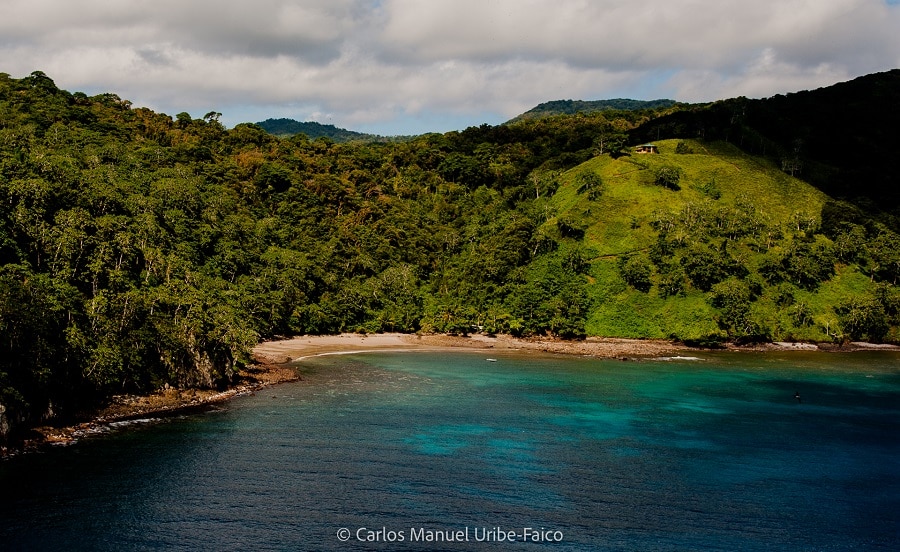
(2, 350), (898, 551)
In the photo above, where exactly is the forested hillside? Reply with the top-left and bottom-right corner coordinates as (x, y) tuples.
(256, 118), (383, 142)
(507, 98), (678, 123)
(1, 70), (898, 440)
(0, 71), (663, 437)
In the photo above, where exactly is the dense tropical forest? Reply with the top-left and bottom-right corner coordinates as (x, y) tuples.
(1, 69), (899, 440)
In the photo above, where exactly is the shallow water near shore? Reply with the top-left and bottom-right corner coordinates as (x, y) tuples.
(2, 350), (899, 551)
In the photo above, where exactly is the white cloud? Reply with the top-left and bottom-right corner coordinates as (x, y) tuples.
(666, 50), (852, 102)
(376, 0), (899, 71)
(0, 0), (897, 133)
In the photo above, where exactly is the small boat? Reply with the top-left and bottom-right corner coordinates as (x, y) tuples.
(486, 358), (497, 362)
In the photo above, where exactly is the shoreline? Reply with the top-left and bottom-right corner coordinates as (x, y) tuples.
(7, 362), (303, 457)
(251, 333), (900, 364)
(251, 333), (690, 364)
(7, 333), (898, 456)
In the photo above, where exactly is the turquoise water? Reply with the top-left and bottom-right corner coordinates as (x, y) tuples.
(2, 350), (899, 550)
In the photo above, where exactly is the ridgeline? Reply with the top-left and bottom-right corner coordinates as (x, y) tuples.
(256, 118), (385, 142)
(1, 70), (899, 443)
(506, 98), (679, 123)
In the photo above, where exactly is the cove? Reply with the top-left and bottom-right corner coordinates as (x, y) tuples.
(1, 350), (898, 551)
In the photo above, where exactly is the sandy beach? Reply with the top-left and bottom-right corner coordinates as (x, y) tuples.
(251, 332), (688, 364)
(12, 333), (897, 455)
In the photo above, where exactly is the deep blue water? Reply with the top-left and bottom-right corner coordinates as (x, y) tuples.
(2, 350), (899, 551)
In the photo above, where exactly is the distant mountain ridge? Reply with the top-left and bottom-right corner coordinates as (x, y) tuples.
(508, 98), (678, 123)
(261, 99), (678, 140)
(256, 118), (377, 142)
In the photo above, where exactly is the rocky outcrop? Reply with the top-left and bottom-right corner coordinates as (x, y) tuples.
(160, 340), (237, 390)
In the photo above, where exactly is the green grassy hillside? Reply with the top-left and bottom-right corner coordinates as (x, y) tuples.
(547, 139), (894, 344)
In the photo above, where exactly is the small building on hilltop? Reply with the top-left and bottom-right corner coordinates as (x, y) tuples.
(635, 144), (659, 154)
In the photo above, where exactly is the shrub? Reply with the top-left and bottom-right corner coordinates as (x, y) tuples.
(675, 141), (694, 154)
(618, 255), (653, 292)
(693, 178), (722, 199)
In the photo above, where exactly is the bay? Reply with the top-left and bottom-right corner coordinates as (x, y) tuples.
(1, 350), (898, 551)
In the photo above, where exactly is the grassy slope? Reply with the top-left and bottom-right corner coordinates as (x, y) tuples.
(547, 139), (875, 341)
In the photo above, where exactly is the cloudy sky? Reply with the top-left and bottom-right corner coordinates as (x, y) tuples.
(2, 0), (899, 135)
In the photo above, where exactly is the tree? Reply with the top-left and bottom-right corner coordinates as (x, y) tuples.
(681, 244), (743, 291)
(365, 264), (422, 332)
(781, 240), (835, 289)
(789, 301), (813, 327)
(526, 169), (559, 199)
(618, 254), (652, 292)
(653, 165), (682, 190)
(506, 247), (590, 338)
(864, 229), (900, 284)
(836, 297), (889, 342)
(593, 132), (627, 157)
(831, 223), (866, 263)
(710, 278), (765, 342)
(781, 156), (802, 176)
(175, 112), (194, 128)
(657, 264), (686, 298)
(575, 170), (603, 200)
